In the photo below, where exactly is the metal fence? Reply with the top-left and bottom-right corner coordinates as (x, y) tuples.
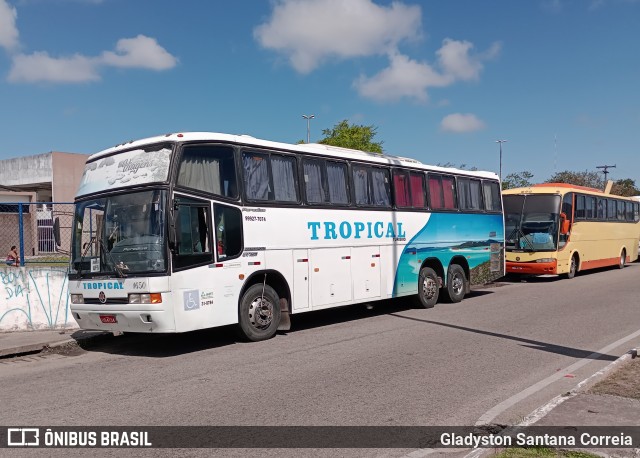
(1, 202), (74, 266)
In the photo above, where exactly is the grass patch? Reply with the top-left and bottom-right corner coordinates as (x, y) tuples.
(493, 447), (600, 457)
(588, 358), (640, 400)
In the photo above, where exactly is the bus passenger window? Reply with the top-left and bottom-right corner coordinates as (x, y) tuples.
(303, 159), (326, 203)
(214, 204), (242, 260)
(271, 155), (298, 202)
(177, 145), (238, 199)
(326, 162), (349, 205)
(243, 153), (270, 200)
(409, 173), (425, 207)
(482, 181), (501, 212)
(393, 172), (410, 207)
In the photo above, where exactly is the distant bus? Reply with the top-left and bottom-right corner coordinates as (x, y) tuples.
(67, 132), (504, 341)
(503, 183), (640, 278)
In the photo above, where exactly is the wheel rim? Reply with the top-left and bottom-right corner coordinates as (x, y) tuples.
(620, 253), (625, 268)
(570, 257), (576, 275)
(422, 276), (438, 300)
(450, 273), (464, 295)
(248, 296), (274, 330)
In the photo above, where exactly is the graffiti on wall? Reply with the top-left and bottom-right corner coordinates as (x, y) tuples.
(0, 267), (76, 331)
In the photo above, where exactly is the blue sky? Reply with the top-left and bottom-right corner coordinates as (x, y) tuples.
(1, 0), (639, 184)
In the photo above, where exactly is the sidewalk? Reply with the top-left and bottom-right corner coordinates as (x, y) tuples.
(0, 328), (112, 358)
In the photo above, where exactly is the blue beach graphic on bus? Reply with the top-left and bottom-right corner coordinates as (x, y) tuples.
(393, 212), (504, 296)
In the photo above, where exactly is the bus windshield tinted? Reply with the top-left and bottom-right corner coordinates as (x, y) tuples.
(71, 190), (167, 276)
(504, 194), (561, 252)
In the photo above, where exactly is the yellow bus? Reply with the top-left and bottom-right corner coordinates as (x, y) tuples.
(503, 183), (640, 278)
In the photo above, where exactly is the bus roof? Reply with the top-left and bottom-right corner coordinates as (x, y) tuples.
(87, 131), (499, 181)
(503, 183), (636, 200)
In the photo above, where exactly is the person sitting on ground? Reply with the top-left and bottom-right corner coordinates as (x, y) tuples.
(6, 245), (19, 267)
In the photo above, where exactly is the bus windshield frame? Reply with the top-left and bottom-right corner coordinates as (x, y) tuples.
(504, 194), (562, 252)
(70, 188), (168, 278)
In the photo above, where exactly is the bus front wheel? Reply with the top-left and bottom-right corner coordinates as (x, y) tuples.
(564, 254), (578, 279)
(619, 249), (626, 269)
(417, 267), (439, 308)
(238, 284), (281, 342)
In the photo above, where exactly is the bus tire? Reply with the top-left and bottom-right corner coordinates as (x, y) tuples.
(564, 254), (578, 279)
(416, 267), (439, 308)
(618, 249), (626, 269)
(443, 264), (467, 303)
(238, 284), (281, 342)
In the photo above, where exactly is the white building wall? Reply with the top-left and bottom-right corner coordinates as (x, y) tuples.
(0, 266), (77, 331)
(0, 153), (53, 187)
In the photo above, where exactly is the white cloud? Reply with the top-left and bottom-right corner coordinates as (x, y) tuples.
(0, 0), (19, 52)
(8, 52), (100, 83)
(541, 0), (564, 13)
(354, 52), (449, 102)
(254, 0), (422, 73)
(355, 39), (501, 102)
(100, 35), (177, 70)
(8, 35), (177, 84)
(437, 38), (501, 81)
(255, 0), (501, 102)
(440, 113), (486, 133)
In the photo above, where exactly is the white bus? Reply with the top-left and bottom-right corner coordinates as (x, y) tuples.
(68, 132), (505, 341)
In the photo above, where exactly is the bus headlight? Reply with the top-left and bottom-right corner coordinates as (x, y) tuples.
(70, 294), (84, 304)
(129, 293), (162, 304)
(535, 258), (555, 263)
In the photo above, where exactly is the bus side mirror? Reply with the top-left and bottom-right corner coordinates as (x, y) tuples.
(560, 212), (571, 235)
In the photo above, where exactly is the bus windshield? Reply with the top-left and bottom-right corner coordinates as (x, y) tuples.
(504, 194), (561, 252)
(71, 189), (167, 276)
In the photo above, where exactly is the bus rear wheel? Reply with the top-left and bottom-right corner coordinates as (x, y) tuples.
(443, 264), (467, 303)
(238, 284), (281, 342)
(416, 267), (439, 308)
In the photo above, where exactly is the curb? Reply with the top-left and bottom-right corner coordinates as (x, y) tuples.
(0, 331), (116, 359)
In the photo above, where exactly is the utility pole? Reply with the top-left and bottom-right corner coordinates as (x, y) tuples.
(495, 140), (507, 181)
(596, 164), (616, 181)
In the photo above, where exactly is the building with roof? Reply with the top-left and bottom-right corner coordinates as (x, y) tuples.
(0, 151), (89, 258)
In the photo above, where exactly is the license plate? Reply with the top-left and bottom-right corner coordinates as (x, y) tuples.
(99, 315), (117, 324)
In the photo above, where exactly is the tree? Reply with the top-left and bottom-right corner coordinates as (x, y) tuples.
(545, 170), (603, 189)
(502, 171), (534, 190)
(318, 120), (383, 153)
(610, 178), (640, 197)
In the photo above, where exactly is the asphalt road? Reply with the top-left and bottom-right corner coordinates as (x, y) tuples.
(2, 264), (640, 457)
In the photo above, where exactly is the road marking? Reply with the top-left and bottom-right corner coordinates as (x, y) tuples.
(461, 349), (636, 458)
(475, 327), (640, 426)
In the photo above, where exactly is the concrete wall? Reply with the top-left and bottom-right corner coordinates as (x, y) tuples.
(0, 266), (78, 331)
(51, 152), (90, 202)
(0, 153), (53, 187)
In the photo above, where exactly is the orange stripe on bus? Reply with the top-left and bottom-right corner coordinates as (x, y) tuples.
(580, 257), (627, 270)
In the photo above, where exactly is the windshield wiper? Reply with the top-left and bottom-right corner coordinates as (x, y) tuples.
(78, 237), (127, 278)
(96, 238), (127, 278)
(77, 238), (96, 280)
